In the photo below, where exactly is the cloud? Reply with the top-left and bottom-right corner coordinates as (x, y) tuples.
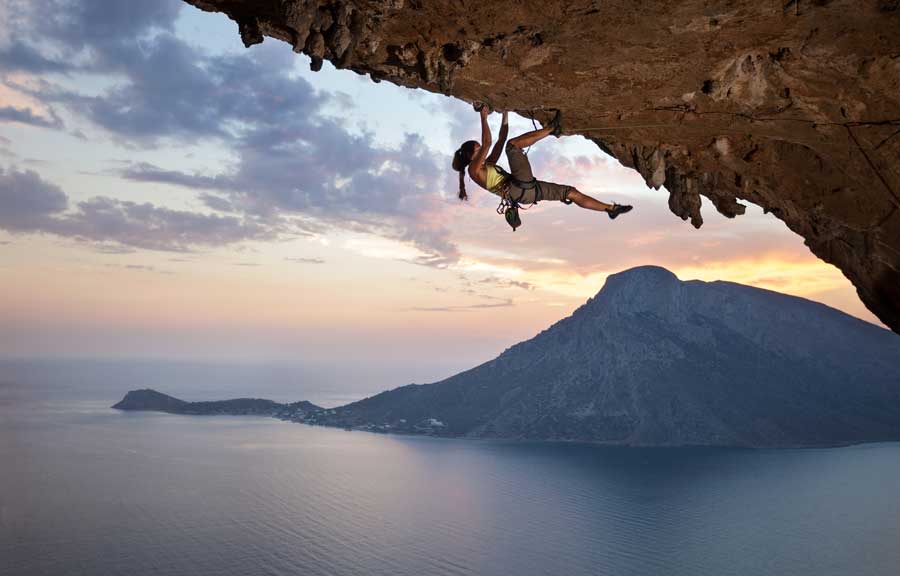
(119, 127), (460, 263)
(405, 288), (514, 312)
(0, 105), (63, 128)
(105, 263), (173, 274)
(6, 0), (462, 264)
(4, 2), (315, 143)
(447, 98), (479, 147)
(2, 0), (182, 59)
(0, 168), (68, 231)
(476, 276), (535, 291)
(93, 243), (136, 254)
(407, 298), (514, 312)
(50, 0), (182, 48)
(116, 107), (460, 263)
(197, 193), (235, 213)
(0, 41), (72, 74)
(0, 0), (184, 95)
(285, 257), (325, 264)
(120, 162), (227, 189)
(0, 168), (281, 251)
(53, 196), (280, 251)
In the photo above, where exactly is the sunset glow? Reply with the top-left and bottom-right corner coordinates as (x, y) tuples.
(0, 2), (882, 383)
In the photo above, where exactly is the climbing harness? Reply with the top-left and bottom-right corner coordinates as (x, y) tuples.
(493, 165), (542, 232)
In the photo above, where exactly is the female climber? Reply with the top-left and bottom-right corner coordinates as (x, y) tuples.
(452, 105), (632, 229)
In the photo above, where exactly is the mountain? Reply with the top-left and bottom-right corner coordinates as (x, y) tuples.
(112, 266), (900, 447)
(113, 389), (322, 417)
(314, 266), (900, 447)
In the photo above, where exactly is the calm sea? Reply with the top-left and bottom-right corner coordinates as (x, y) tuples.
(2, 360), (900, 576)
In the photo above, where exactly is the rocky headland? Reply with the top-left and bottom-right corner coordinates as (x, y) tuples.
(113, 388), (322, 417)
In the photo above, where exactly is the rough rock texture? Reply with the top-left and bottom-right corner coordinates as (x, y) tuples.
(319, 266), (900, 447)
(183, 0), (900, 332)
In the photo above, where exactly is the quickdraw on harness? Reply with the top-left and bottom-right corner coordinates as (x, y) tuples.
(493, 165), (541, 232)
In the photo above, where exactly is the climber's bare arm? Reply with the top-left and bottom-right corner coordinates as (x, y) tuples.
(486, 111), (508, 165)
(469, 106), (492, 175)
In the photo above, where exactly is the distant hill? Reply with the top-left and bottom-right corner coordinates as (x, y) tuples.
(314, 266), (900, 447)
(112, 266), (900, 447)
(113, 388), (322, 416)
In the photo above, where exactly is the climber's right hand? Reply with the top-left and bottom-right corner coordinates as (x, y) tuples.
(474, 101), (492, 115)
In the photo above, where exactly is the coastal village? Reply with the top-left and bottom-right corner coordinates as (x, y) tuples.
(113, 388), (451, 436)
(274, 402), (447, 435)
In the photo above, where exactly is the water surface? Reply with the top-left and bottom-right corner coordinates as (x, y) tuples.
(3, 361), (899, 576)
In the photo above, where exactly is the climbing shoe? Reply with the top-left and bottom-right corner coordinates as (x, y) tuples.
(549, 110), (562, 137)
(607, 204), (633, 219)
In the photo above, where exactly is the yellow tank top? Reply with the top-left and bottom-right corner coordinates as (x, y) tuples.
(485, 164), (507, 192)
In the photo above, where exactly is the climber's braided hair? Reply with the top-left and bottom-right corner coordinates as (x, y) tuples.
(452, 140), (478, 201)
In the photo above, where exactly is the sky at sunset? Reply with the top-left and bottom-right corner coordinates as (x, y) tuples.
(0, 1), (884, 390)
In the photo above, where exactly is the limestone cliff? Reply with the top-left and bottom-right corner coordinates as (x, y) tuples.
(183, 0), (900, 332)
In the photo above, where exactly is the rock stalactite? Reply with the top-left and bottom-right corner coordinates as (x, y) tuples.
(183, 0), (900, 333)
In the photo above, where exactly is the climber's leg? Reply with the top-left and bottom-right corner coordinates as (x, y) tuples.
(505, 142), (535, 183)
(507, 125), (554, 150)
(566, 188), (631, 218)
(566, 189), (612, 212)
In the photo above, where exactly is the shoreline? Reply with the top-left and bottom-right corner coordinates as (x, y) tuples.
(113, 402), (900, 451)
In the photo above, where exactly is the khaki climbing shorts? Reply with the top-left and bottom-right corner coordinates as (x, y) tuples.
(503, 142), (573, 204)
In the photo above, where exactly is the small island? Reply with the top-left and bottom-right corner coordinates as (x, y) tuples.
(113, 388), (322, 418)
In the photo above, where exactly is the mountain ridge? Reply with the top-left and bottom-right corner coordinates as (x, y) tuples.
(316, 266), (900, 446)
(113, 266), (900, 447)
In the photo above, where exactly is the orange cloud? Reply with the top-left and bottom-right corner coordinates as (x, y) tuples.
(0, 75), (58, 125)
